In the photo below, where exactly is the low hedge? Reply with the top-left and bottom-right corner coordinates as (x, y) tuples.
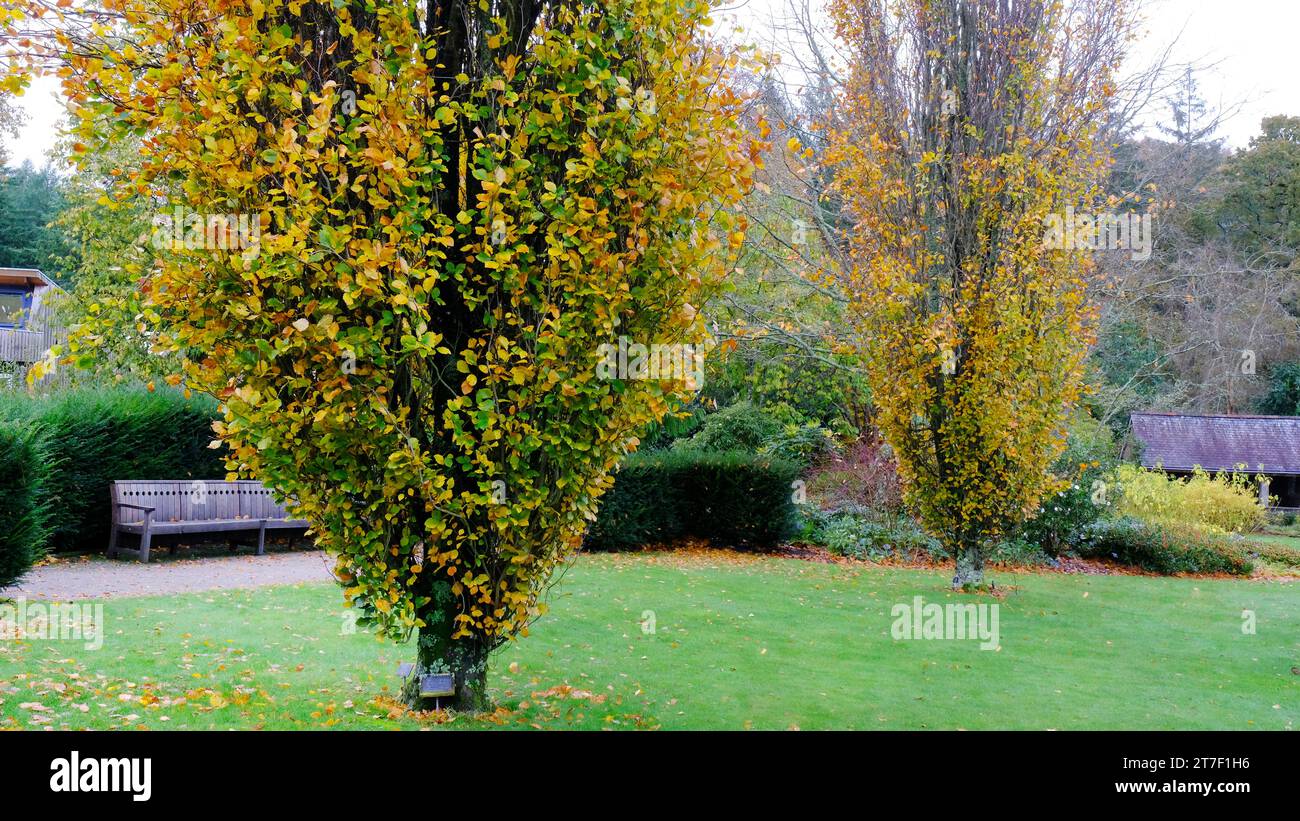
(0, 388), (225, 553)
(1075, 517), (1254, 576)
(810, 509), (948, 562)
(0, 422), (51, 587)
(1247, 540), (1300, 570)
(586, 449), (800, 550)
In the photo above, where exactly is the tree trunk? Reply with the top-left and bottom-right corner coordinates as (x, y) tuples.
(400, 582), (491, 713)
(952, 540), (986, 590)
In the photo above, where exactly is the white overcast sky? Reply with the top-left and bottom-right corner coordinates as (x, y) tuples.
(4, 0), (1299, 168)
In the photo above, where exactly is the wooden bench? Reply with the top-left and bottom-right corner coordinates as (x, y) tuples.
(107, 480), (309, 562)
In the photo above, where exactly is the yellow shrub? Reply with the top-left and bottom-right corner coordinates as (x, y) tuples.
(1111, 464), (1267, 534)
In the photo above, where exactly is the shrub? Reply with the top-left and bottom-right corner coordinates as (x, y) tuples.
(0, 387), (225, 552)
(586, 449), (800, 550)
(583, 454), (683, 550)
(671, 402), (842, 467)
(987, 536), (1052, 566)
(761, 420), (840, 466)
(638, 404), (708, 451)
(1264, 510), (1298, 530)
(1075, 517), (1253, 575)
(808, 509), (947, 562)
(1111, 464), (1266, 535)
(1018, 481), (1102, 556)
(1249, 540), (1300, 570)
(805, 433), (903, 514)
(700, 339), (873, 429)
(0, 422), (51, 587)
(1017, 412), (1119, 555)
(672, 401), (780, 454)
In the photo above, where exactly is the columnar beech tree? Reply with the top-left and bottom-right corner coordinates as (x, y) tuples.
(825, 0), (1134, 586)
(2, 0), (756, 708)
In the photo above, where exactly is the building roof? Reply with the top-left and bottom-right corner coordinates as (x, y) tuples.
(1131, 412), (1300, 476)
(0, 268), (57, 289)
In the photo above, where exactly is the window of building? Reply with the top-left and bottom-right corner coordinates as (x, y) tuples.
(0, 290), (27, 327)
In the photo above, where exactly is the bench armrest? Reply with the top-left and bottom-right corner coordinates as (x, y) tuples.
(115, 503), (156, 513)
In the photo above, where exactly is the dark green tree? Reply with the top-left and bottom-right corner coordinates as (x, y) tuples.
(0, 161), (77, 279)
(1212, 116), (1300, 263)
(1258, 362), (1300, 416)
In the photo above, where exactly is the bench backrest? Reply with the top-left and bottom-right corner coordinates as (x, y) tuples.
(110, 480), (296, 524)
(235, 480), (295, 519)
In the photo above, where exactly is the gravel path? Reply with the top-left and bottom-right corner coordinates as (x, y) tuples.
(1, 548), (336, 601)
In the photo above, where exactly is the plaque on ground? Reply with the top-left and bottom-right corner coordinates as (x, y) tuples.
(419, 673), (455, 698)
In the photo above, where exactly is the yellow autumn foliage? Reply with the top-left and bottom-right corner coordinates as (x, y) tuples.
(2, 1), (759, 655)
(1111, 464), (1268, 535)
(824, 0), (1136, 583)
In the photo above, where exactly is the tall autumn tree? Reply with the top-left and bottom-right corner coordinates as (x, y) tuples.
(2, 0), (756, 709)
(825, 0), (1134, 586)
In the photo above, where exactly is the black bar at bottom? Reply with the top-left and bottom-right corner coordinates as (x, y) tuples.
(6, 729), (1289, 809)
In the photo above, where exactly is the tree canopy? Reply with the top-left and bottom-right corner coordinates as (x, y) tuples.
(2, 0), (758, 708)
(825, 0), (1134, 586)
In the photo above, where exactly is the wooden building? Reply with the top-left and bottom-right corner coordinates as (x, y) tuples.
(0, 267), (62, 369)
(1130, 411), (1300, 510)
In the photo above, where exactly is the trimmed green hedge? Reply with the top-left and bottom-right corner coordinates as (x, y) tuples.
(1075, 517), (1254, 576)
(0, 388), (225, 553)
(0, 422), (51, 587)
(586, 449), (800, 550)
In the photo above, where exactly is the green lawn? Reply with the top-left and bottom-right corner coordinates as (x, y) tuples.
(1255, 534), (1300, 550)
(2, 552), (1297, 730)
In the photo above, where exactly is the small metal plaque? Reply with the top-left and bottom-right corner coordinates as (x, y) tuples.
(419, 673), (455, 698)
(396, 662), (414, 678)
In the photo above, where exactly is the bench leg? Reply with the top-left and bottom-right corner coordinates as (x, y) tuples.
(139, 526), (152, 563)
(107, 527), (118, 559)
(257, 523), (266, 556)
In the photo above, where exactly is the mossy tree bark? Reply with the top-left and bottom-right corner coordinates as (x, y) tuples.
(400, 581), (492, 713)
(952, 540), (986, 590)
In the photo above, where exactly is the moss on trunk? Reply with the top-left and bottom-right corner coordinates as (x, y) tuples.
(400, 581), (492, 713)
(952, 542), (986, 590)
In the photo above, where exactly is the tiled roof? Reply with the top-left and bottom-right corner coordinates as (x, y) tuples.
(1131, 412), (1300, 475)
